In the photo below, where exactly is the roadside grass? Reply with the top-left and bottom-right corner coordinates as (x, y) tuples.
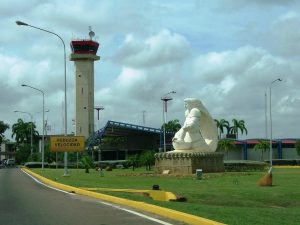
(33, 167), (300, 225)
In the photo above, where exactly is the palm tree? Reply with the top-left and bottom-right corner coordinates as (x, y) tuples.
(162, 119), (181, 132)
(81, 154), (94, 173)
(295, 140), (300, 157)
(140, 150), (155, 171)
(127, 154), (139, 171)
(11, 119), (39, 145)
(0, 121), (10, 145)
(254, 140), (270, 161)
(229, 119), (247, 139)
(214, 119), (230, 139)
(217, 139), (236, 160)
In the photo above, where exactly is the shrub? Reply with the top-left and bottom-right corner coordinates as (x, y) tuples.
(270, 159), (300, 166)
(81, 154), (94, 173)
(24, 162), (49, 168)
(225, 160), (268, 172)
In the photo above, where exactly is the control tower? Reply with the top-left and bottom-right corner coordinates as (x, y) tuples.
(70, 28), (100, 138)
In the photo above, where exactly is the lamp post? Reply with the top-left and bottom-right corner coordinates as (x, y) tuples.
(14, 110), (33, 156)
(16, 21), (68, 176)
(265, 92), (268, 139)
(269, 78), (282, 170)
(161, 91), (176, 152)
(94, 106), (104, 162)
(21, 84), (45, 169)
(94, 106), (105, 124)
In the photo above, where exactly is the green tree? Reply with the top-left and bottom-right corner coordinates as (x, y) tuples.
(11, 119), (39, 146)
(140, 150), (155, 170)
(295, 140), (300, 157)
(127, 154), (139, 171)
(229, 119), (247, 139)
(161, 119), (181, 132)
(214, 119), (230, 139)
(44, 142), (56, 163)
(15, 144), (31, 164)
(217, 139), (236, 160)
(0, 121), (10, 145)
(254, 140), (270, 161)
(81, 154), (94, 173)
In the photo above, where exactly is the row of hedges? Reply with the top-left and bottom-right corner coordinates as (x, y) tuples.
(224, 160), (268, 172)
(24, 160), (130, 169)
(94, 160), (129, 169)
(267, 159), (300, 166)
(24, 162), (85, 169)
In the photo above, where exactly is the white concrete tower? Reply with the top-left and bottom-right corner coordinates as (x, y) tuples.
(70, 28), (100, 138)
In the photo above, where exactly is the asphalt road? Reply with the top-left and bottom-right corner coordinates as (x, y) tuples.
(0, 168), (186, 225)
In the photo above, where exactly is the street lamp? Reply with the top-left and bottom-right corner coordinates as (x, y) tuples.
(161, 91), (176, 152)
(265, 92), (268, 139)
(16, 21), (68, 176)
(93, 106), (104, 162)
(21, 84), (45, 169)
(14, 110), (33, 156)
(269, 78), (282, 170)
(94, 106), (105, 122)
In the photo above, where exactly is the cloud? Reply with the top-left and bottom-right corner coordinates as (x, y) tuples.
(193, 46), (266, 84)
(215, 0), (295, 12)
(268, 12), (300, 57)
(0, 0), (41, 17)
(112, 29), (191, 68)
(2, 0), (300, 141)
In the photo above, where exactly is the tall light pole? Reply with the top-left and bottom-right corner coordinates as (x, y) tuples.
(142, 110), (146, 126)
(94, 106), (105, 124)
(16, 21), (68, 176)
(94, 106), (104, 163)
(265, 92), (268, 139)
(161, 91), (176, 152)
(14, 110), (33, 156)
(269, 78), (282, 170)
(21, 84), (45, 169)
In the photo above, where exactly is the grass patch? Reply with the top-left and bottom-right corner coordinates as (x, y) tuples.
(33, 167), (300, 225)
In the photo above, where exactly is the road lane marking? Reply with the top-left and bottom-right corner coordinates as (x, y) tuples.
(22, 169), (75, 195)
(22, 169), (174, 225)
(99, 201), (174, 225)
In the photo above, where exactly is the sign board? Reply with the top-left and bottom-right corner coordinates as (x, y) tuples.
(50, 136), (85, 152)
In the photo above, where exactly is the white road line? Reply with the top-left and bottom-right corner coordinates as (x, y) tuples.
(21, 169), (174, 225)
(100, 201), (174, 225)
(22, 169), (75, 195)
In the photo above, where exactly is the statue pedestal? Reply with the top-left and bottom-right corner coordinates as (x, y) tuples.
(155, 152), (224, 174)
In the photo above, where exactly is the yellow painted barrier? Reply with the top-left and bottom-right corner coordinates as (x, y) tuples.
(273, 166), (300, 168)
(81, 187), (178, 201)
(22, 168), (226, 225)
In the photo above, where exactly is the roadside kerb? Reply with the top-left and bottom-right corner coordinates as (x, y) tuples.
(22, 168), (226, 225)
(273, 166), (300, 168)
(81, 187), (178, 201)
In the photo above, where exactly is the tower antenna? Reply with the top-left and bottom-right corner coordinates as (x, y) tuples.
(89, 26), (95, 40)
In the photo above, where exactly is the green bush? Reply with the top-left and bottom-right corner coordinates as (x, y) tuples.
(271, 159), (300, 166)
(24, 162), (49, 168)
(224, 160), (268, 171)
(81, 154), (94, 173)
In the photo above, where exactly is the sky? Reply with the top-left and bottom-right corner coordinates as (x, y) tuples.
(1, 0), (300, 140)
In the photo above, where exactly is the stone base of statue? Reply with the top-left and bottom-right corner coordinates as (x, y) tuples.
(154, 151), (224, 174)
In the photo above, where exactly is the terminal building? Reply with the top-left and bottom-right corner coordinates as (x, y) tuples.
(86, 120), (174, 161)
(86, 121), (300, 163)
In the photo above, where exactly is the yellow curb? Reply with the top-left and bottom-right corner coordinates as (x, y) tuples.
(22, 168), (226, 225)
(273, 166), (300, 168)
(81, 187), (178, 201)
